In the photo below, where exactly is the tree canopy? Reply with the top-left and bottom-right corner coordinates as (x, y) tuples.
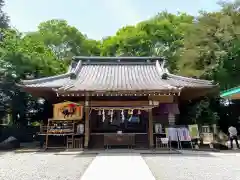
(0, 0), (8, 29)
(0, 0), (240, 126)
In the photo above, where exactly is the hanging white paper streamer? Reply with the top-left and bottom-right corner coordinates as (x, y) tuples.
(121, 110), (125, 122)
(128, 115), (133, 122)
(110, 109), (113, 123)
(137, 109), (141, 115)
(102, 109), (105, 122)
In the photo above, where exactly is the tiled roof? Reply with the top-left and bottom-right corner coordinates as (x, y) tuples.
(21, 73), (74, 88)
(20, 56), (215, 92)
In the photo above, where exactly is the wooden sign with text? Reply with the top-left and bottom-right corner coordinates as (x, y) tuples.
(53, 101), (83, 120)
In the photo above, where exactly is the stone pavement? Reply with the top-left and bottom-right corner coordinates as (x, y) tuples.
(1, 150), (240, 180)
(144, 151), (240, 180)
(80, 153), (155, 180)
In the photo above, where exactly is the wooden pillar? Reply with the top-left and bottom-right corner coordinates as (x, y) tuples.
(84, 96), (90, 148)
(45, 119), (50, 150)
(148, 109), (154, 148)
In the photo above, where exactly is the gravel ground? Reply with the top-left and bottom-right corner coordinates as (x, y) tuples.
(1, 151), (240, 180)
(143, 151), (240, 180)
(0, 152), (96, 180)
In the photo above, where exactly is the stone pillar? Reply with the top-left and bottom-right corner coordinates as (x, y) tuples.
(168, 113), (175, 125)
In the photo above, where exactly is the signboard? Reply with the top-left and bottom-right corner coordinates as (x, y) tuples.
(188, 124), (200, 139)
(177, 128), (191, 141)
(155, 123), (163, 133)
(165, 128), (178, 141)
(201, 133), (214, 144)
(53, 101), (83, 120)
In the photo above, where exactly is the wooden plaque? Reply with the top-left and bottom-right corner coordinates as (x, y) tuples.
(53, 101), (83, 120)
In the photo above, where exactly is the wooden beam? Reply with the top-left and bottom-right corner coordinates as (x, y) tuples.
(78, 100), (150, 107)
(58, 90), (180, 96)
(84, 96), (90, 148)
(149, 95), (174, 103)
(148, 109), (154, 148)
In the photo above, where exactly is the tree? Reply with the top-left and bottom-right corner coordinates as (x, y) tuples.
(0, 0), (9, 29)
(179, 97), (220, 125)
(27, 19), (101, 61)
(2, 1), (238, 127)
(138, 12), (194, 72)
(178, 0), (240, 89)
(100, 12), (193, 72)
(101, 26), (152, 56)
(0, 29), (66, 124)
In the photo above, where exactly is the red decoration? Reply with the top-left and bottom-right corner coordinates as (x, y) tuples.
(68, 103), (77, 108)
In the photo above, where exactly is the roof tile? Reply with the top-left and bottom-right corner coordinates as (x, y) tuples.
(20, 57), (215, 92)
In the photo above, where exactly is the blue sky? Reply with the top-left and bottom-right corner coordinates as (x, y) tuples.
(4, 0), (221, 40)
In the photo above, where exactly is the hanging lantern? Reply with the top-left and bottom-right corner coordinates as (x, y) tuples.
(98, 110), (101, 116)
(121, 109), (125, 122)
(110, 109), (114, 122)
(102, 110), (105, 122)
(137, 109), (141, 115)
(128, 109), (133, 115)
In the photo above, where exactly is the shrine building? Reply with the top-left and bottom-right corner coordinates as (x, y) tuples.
(19, 56), (218, 149)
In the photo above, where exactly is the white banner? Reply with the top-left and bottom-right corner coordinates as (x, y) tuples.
(177, 128), (191, 141)
(166, 128), (178, 141)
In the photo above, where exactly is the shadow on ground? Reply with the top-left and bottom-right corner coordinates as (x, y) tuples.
(47, 149), (180, 157)
(0, 151), (8, 156)
(216, 149), (240, 154)
(13, 148), (240, 158)
(61, 151), (217, 158)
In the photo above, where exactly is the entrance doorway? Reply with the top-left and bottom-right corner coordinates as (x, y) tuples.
(89, 109), (149, 149)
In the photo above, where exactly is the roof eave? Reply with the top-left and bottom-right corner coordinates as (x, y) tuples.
(20, 73), (71, 85)
(55, 88), (182, 96)
(220, 86), (240, 98)
(17, 84), (60, 91)
(167, 73), (214, 85)
(72, 56), (165, 61)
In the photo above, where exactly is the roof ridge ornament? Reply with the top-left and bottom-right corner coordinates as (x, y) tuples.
(161, 73), (168, 80)
(68, 60), (82, 79)
(155, 60), (169, 75)
(70, 73), (77, 79)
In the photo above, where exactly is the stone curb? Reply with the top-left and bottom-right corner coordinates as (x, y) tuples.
(190, 148), (220, 152)
(14, 148), (183, 154)
(14, 149), (43, 153)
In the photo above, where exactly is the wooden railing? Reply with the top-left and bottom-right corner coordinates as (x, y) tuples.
(104, 133), (135, 148)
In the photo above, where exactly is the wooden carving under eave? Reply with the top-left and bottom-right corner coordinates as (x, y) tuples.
(53, 101), (83, 120)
